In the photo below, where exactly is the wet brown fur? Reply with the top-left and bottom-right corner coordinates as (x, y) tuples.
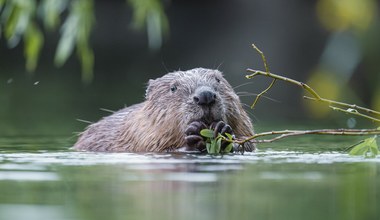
(74, 68), (255, 152)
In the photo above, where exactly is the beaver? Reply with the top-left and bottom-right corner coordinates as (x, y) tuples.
(74, 68), (255, 152)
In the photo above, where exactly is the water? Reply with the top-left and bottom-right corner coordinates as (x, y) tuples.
(0, 134), (379, 220)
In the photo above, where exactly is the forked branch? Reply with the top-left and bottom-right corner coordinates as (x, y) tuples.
(246, 43), (380, 123)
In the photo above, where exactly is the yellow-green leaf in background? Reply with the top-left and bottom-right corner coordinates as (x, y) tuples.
(127, 0), (168, 50)
(4, 3), (20, 42)
(24, 22), (43, 72)
(54, 0), (94, 81)
(4, 0), (35, 48)
(54, 14), (77, 67)
(78, 43), (94, 83)
(0, 0), (5, 10)
(41, 0), (68, 31)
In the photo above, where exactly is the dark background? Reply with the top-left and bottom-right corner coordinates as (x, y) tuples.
(1, 0), (379, 136)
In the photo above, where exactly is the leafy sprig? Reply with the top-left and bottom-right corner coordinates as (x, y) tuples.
(200, 129), (234, 154)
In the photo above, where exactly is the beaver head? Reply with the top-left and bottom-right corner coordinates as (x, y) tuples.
(144, 68), (245, 135)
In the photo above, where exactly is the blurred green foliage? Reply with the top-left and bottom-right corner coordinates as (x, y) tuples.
(306, 0), (380, 118)
(0, 0), (43, 72)
(128, 0), (169, 50)
(0, 0), (167, 83)
(316, 0), (376, 32)
(53, 0), (95, 82)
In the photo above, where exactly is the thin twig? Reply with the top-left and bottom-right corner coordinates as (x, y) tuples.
(251, 43), (270, 73)
(251, 79), (277, 108)
(234, 128), (380, 144)
(304, 96), (380, 117)
(249, 44), (278, 109)
(248, 44), (380, 119)
(246, 69), (380, 122)
(246, 69), (322, 99)
(329, 106), (380, 123)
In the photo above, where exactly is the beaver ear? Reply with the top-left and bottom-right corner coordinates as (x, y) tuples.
(145, 79), (155, 100)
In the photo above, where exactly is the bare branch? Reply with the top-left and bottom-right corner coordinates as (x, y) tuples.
(251, 79), (276, 108)
(246, 69), (380, 123)
(329, 106), (380, 123)
(251, 43), (270, 73)
(304, 96), (380, 118)
(235, 128), (380, 144)
(249, 44), (280, 109)
(240, 44), (380, 155)
(246, 69), (322, 99)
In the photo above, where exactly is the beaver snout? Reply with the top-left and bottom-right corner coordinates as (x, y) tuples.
(193, 90), (217, 106)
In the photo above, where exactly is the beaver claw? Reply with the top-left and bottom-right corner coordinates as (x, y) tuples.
(210, 121), (233, 138)
(210, 121), (234, 153)
(185, 121), (207, 152)
(185, 120), (234, 153)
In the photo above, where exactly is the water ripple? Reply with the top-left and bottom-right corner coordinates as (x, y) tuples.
(0, 150), (379, 168)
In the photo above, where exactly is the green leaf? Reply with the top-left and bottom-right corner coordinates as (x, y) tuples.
(127, 0), (168, 49)
(4, 4), (20, 42)
(78, 43), (94, 83)
(225, 133), (233, 140)
(369, 136), (379, 156)
(0, 0), (4, 10)
(215, 138), (222, 153)
(224, 143), (234, 153)
(54, 0), (95, 81)
(349, 142), (369, 156)
(210, 139), (216, 154)
(24, 22), (43, 72)
(349, 136), (378, 157)
(41, 0), (68, 31)
(206, 143), (211, 153)
(4, 1), (35, 48)
(54, 14), (77, 67)
(370, 144), (379, 156)
(200, 129), (214, 138)
(54, 33), (75, 67)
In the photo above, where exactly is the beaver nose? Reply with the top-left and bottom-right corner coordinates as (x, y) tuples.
(194, 91), (217, 106)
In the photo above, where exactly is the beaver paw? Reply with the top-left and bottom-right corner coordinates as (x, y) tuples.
(185, 121), (207, 152)
(210, 121), (234, 153)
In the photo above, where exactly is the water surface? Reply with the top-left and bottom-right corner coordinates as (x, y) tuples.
(0, 134), (379, 220)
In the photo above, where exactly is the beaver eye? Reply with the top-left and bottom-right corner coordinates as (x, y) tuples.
(170, 85), (177, 92)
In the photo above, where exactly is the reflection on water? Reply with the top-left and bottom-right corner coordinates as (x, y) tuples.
(0, 204), (69, 220)
(0, 136), (379, 220)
